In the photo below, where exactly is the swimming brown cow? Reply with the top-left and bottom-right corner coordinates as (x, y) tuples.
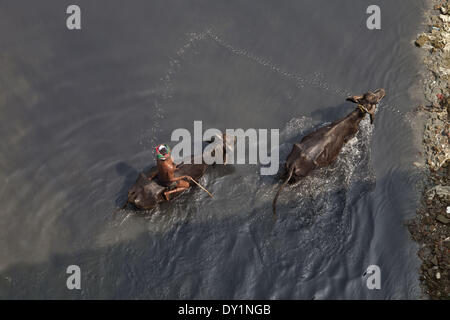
(273, 88), (386, 216)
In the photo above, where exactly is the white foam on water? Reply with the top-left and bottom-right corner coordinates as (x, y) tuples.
(204, 29), (353, 98)
(224, 114), (377, 279)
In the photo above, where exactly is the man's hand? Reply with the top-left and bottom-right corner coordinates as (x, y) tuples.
(173, 175), (192, 182)
(148, 171), (158, 181)
(175, 162), (183, 170)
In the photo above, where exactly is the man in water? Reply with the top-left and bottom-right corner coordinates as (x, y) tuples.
(148, 144), (191, 200)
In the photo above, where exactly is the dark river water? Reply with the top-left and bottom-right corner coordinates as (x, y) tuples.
(0, 0), (426, 299)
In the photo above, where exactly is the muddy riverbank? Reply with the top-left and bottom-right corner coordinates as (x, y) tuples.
(409, 0), (450, 300)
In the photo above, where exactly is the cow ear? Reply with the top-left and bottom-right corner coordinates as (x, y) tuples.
(346, 95), (364, 103)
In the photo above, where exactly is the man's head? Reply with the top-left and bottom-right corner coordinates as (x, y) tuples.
(155, 144), (171, 161)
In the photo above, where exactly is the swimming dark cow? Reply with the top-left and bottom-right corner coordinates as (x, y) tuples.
(273, 88), (386, 216)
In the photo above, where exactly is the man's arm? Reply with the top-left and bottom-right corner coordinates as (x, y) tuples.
(175, 162), (183, 170)
(147, 171), (158, 180)
(171, 175), (192, 182)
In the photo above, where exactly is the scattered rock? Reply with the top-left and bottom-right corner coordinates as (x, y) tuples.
(416, 34), (430, 47)
(440, 14), (450, 23)
(431, 255), (439, 266)
(436, 215), (450, 224)
(410, 0), (450, 301)
(427, 185), (450, 198)
(414, 161), (424, 168)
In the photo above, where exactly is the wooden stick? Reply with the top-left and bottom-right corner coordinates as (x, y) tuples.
(186, 176), (214, 198)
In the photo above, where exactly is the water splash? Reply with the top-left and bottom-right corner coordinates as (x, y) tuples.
(204, 29), (352, 98)
(139, 31), (210, 149)
(248, 114), (376, 277)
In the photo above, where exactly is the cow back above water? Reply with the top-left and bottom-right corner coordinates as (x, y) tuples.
(273, 89), (386, 216)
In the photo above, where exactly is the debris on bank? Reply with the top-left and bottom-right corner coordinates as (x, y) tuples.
(408, 0), (450, 300)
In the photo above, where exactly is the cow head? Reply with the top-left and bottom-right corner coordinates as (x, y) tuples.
(346, 88), (386, 124)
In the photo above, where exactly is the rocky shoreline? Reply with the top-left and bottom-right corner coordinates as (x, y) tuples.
(409, 0), (449, 300)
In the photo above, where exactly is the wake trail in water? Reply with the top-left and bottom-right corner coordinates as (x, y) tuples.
(244, 114), (376, 278)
